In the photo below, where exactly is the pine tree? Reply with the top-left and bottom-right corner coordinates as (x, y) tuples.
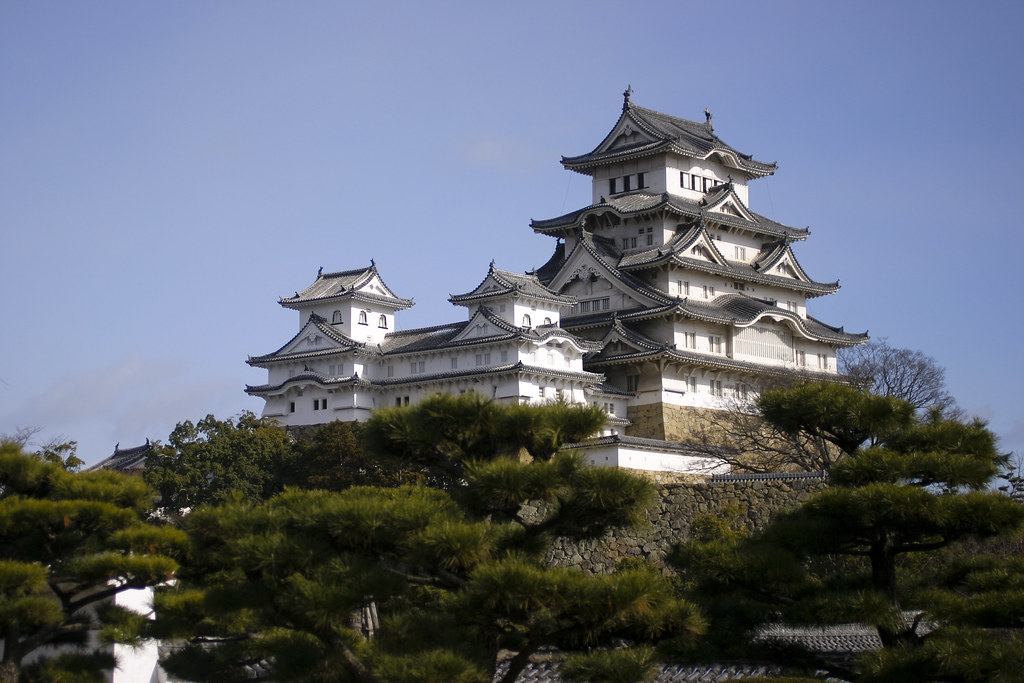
(153, 395), (705, 682)
(671, 383), (1024, 681)
(0, 441), (186, 683)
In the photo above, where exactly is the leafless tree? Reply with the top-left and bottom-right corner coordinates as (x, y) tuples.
(0, 426), (42, 448)
(688, 385), (844, 474)
(838, 338), (958, 417)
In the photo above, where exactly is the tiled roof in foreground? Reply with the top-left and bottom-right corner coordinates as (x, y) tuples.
(496, 660), (781, 682)
(497, 620), (887, 681)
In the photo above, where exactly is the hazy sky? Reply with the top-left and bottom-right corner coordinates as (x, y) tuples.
(2, 1), (1022, 465)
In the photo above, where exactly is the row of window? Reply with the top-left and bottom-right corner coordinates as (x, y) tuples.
(574, 297), (610, 313)
(388, 350), (519, 378)
(625, 375), (748, 397)
(608, 172), (648, 195)
(331, 310), (388, 328)
(680, 171), (723, 193)
(672, 280), (718, 299)
(622, 226), (655, 250)
(288, 398), (329, 413)
(795, 351), (830, 369)
(520, 314), (553, 327)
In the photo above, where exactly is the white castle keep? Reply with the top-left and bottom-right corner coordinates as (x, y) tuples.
(246, 91), (865, 474)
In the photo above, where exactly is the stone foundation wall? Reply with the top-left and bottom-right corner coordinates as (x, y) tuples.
(545, 474), (827, 574)
(625, 403), (725, 443)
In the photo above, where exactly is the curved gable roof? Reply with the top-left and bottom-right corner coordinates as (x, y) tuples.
(280, 261), (413, 310)
(561, 95), (777, 178)
(450, 261), (576, 306)
(247, 314), (368, 365)
(550, 232), (676, 308)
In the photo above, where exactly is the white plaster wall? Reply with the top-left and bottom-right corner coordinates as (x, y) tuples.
(581, 444), (728, 475)
(590, 159), (656, 204)
(513, 301), (560, 328)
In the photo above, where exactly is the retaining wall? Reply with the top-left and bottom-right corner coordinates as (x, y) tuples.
(545, 472), (827, 574)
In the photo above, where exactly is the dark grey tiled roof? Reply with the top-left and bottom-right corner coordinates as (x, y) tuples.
(381, 308), (602, 356)
(532, 241), (566, 286)
(758, 623), (884, 653)
(451, 262), (576, 305)
(563, 233), (677, 308)
(376, 361), (604, 387)
(561, 99), (777, 178)
(713, 471), (827, 482)
(598, 316), (670, 352)
(378, 321), (465, 354)
(246, 372), (369, 395)
(88, 441), (153, 473)
(495, 660), (781, 682)
(250, 307), (604, 370)
(564, 296), (866, 346)
(279, 262), (413, 309)
(531, 192), (807, 242)
(616, 224), (837, 296)
(586, 344), (849, 381)
(247, 314), (367, 365)
(586, 380), (635, 398)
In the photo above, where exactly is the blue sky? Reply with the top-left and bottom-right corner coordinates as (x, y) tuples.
(2, 1), (1022, 465)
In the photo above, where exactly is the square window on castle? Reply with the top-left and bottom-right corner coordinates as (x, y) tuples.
(637, 172), (646, 189)
(609, 177), (618, 194)
(289, 402), (295, 413)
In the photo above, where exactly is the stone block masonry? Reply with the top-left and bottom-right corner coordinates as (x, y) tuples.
(545, 472), (827, 574)
(625, 403), (728, 443)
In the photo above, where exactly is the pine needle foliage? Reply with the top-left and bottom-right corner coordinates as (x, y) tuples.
(156, 397), (695, 682)
(0, 441), (186, 683)
(670, 382), (1024, 681)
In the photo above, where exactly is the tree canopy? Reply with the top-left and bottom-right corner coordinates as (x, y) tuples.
(671, 382), (1024, 681)
(144, 412), (297, 515)
(0, 441), (186, 683)
(153, 395), (704, 682)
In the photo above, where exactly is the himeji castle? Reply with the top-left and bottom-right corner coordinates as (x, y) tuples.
(246, 90), (866, 474)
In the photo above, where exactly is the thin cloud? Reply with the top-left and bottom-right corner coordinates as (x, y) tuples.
(457, 133), (536, 170)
